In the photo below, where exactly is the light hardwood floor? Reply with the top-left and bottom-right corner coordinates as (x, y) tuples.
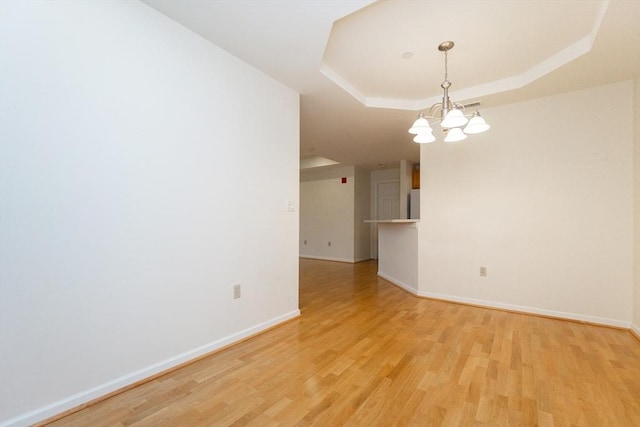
(47, 259), (640, 426)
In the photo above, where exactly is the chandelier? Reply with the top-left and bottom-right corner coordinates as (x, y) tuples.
(409, 41), (490, 143)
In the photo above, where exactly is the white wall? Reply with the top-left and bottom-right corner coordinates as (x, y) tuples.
(377, 223), (418, 293)
(370, 168), (401, 190)
(354, 167), (371, 262)
(0, 1), (299, 426)
(300, 166), (356, 262)
(418, 81), (634, 327)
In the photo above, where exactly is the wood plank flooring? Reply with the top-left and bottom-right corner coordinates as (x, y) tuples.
(47, 259), (640, 426)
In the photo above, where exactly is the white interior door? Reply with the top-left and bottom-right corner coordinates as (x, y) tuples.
(371, 180), (400, 258)
(377, 181), (400, 220)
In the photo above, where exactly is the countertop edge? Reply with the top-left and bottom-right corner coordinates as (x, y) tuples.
(364, 219), (419, 224)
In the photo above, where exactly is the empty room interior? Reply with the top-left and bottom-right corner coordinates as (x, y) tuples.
(0, 1), (639, 426)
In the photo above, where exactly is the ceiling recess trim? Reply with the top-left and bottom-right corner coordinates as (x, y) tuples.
(320, 0), (610, 112)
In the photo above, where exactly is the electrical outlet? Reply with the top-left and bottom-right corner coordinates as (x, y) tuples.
(328, 241), (331, 247)
(479, 267), (487, 277)
(233, 284), (241, 299)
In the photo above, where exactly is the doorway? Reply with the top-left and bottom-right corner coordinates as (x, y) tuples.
(370, 179), (400, 258)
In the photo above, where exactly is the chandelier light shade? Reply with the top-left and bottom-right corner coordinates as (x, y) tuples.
(408, 41), (490, 143)
(408, 112), (432, 134)
(443, 127), (467, 142)
(413, 132), (436, 144)
(463, 111), (491, 134)
(441, 108), (468, 128)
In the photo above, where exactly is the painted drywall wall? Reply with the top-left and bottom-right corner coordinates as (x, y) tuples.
(634, 78), (640, 335)
(377, 223), (419, 293)
(0, 1), (299, 425)
(418, 81), (634, 327)
(300, 166), (356, 262)
(370, 168), (401, 191)
(354, 166), (371, 262)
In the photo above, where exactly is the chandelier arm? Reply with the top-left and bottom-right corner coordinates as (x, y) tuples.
(424, 103), (442, 119)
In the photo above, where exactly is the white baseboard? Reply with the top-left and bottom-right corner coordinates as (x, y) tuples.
(417, 290), (631, 329)
(377, 273), (632, 329)
(378, 272), (419, 296)
(0, 310), (300, 427)
(299, 255), (355, 263)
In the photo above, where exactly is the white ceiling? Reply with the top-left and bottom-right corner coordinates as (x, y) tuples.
(142, 0), (640, 168)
